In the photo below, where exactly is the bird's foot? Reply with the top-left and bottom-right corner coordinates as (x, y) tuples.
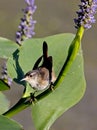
(49, 82), (54, 91)
(29, 92), (37, 104)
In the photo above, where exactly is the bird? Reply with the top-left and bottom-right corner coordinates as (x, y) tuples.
(21, 41), (56, 91)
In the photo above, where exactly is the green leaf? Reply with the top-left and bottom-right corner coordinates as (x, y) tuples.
(0, 37), (18, 59)
(31, 39), (86, 129)
(0, 115), (23, 130)
(7, 33), (86, 129)
(0, 92), (10, 114)
(0, 79), (10, 91)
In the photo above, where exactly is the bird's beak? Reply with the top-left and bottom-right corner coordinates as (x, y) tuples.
(21, 77), (28, 82)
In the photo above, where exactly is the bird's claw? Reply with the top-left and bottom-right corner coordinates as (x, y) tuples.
(29, 92), (37, 103)
(49, 82), (54, 91)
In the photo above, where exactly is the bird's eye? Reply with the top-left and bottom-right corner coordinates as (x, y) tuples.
(29, 74), (33, 77)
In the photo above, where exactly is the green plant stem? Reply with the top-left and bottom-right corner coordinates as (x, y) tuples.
(54, 26), (84, 87)
(3, 26), (84, 118)
(3, 98), (31, 117)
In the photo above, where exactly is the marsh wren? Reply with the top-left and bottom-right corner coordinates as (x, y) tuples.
(21, 41), (56, 91)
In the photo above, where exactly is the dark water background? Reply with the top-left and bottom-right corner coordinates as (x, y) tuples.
(0, 0), (97, 130)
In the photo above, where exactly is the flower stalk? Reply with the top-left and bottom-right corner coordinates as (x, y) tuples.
(16, 0), (37, 45)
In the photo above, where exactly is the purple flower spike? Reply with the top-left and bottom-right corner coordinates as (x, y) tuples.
(74, 0), (97, 29)
(16, 0), (37, 45)
(1, 62), (12, 86)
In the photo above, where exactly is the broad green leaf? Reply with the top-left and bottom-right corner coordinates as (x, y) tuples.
(0, 79), (10, 91)
(31, 35), (85, 130)
(0, 92), (10, 114)
(32, 49), (85, 130)
(7, 33), (86, 129)
(0, 115), (23, 130)
(0, 37), (18, 59)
